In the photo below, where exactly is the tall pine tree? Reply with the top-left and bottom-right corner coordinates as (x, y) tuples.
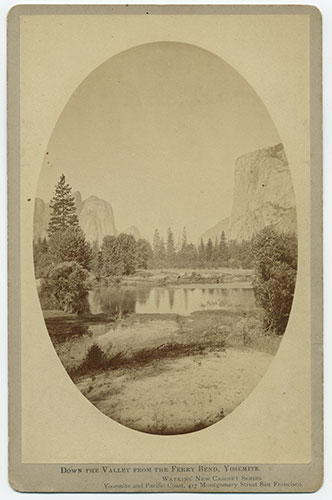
(159, 237), (166, 265)
(198, 238), (206, 264)
(181, 227), (187, 250)
(153, 229), (161, 257)
(47, 174), (91, 270)
(48, 174), (79, 236)
(166, 227), (176, 266)
(206, 238), (213, 262)
(219, 230), (230, 263)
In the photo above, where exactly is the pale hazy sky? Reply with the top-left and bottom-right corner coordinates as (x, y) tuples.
(37, 42), (280, 242)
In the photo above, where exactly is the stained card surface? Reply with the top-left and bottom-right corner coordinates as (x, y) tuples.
(8, 4), (322, 493)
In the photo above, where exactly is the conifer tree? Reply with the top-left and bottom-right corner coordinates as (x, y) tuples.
(48, 174), (79, 236)
(159, 237), (166, 264)
(117, 233), (137, 275)
(212, 237), (219, 264)
(166, 227), (176, 266)
(219, 230), (230, 263)
(181, 227), (187, 250)
(198, 238), (206, 263)
(101, 235), (125, 276)
(206, 238), (213, 261)
(153, 229), (161, 259)
(136, 238), (153, 269)
(47, 174), (91, 270)
(91, 240), (103, 279)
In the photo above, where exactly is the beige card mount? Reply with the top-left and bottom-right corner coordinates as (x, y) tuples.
(8, 4), (322, 493)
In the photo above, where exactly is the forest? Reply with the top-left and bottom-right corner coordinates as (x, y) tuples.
(34, 227), (254, 279)
(34, 174), (297, 335)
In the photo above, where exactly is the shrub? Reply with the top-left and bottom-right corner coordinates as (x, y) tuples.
(236, 316), (264, 346)
(40, 261), (89, 313)
(38, 287), (58, 310)
(81, 343), (109, 371)
(34, 228), (92, 280)
(101, 233), (138, 276)
(48, 227), (92, 271)
(251, 227), (297, 335)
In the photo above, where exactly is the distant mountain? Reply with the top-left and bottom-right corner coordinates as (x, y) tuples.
(201, 217), (229, 243)
(73, 191), (83, 214)
(78, 195), (117, 246)
(123, 225), (141, 240)
(33, 198), (50, 240)
(201, 143), (296, 242)
(33, 192), (117, 246)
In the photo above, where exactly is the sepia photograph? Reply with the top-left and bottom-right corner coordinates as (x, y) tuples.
(7, 4), (323, 493)
(33, 41), (297, 435)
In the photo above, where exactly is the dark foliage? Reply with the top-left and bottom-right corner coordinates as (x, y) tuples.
(48, 227), (92, 271)
(136, 238), (153, 269)
(36, 175), (92, 314)
(33, 237), (52, 278)
(48, 174), (79, 237)
(96, 226), (255, 277)
(251, 227), (297, 335)
(40, 261), (89, 314)
(90, 240), (103, 279)
(79, 343), (109, 372)
(148, 227), (254, 269)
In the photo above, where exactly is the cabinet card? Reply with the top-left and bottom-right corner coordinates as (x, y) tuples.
(8, 4), (322, 493)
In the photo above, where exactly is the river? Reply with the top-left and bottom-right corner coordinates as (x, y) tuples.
(88, 282), (255, 316)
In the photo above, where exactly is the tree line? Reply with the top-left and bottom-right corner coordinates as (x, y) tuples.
(150, 227), (253, 269)
(34, 176), (254, 282)
(34, 174), (297, 335)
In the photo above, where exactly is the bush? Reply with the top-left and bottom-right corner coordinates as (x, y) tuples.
(236, 316), (264, 346)
(81, 343), (109, 371)
(40, 261), (89, 313)
(38, 287), (59, 310)
(234, 316), (281, 354)
(101, 233), (138, 276)
(251, 227), (297, 335)
(48, 228), (92, 271)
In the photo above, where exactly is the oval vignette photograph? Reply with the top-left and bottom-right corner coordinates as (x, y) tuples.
(33, 42), (298, 435)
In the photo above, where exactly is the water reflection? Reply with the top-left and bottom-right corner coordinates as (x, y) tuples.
(89, 284), (255, 316)
(92, 287), (136, 316)
(169, 289), (175, 310)
(183, 288), (189, 311)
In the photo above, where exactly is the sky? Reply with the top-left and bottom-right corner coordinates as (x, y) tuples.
(37, 41), (280, 243)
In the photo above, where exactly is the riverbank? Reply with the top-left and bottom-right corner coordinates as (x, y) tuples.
(44, 301), (281, 434)
(88, 267), (254, 287)
(46, 306), (280, 374)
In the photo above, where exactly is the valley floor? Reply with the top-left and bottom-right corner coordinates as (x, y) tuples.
(47, 305), (281, 435)
(75, 347), (272, 435)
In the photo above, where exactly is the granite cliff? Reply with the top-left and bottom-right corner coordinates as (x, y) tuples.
(33, 192), (117, 245)
(202, 143), (296, 242)
(33, 198), (50, 241)
(78, 195), (117, 246)
(34, 144), (295, 246)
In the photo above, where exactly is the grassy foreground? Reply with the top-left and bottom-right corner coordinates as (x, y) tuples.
(45, 302), (281, 434)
